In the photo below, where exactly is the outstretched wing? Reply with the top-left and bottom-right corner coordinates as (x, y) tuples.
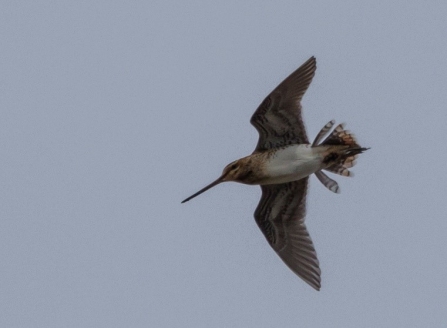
(250, 57), (317, 152)
(253, 178), (321, 290)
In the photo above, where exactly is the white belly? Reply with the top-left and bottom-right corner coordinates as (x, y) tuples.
(263, 144), (323, 184)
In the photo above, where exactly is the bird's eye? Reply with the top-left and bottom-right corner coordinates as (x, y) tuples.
(231, 164), (238, 170)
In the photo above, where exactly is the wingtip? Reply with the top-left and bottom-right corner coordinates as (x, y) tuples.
(307, 279), (321, 291)
(310, 278), (322, 291)
(302, 56), (317, 68)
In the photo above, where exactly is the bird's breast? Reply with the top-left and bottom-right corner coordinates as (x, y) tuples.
(260, 144), (323, 185)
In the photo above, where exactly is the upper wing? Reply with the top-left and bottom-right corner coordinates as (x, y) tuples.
(253, 178), (321, 290)
(250, 57), (317, 152)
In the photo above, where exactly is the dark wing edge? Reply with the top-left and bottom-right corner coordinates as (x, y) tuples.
(250, 56), (317, 152)
(253, 178), (321, 290)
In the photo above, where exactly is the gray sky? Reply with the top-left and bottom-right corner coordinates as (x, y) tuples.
(1, 1), (447, 327)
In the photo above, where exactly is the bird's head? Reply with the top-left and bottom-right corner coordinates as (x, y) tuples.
(221, 159), (254, 183)
(181, 158), (253, 203)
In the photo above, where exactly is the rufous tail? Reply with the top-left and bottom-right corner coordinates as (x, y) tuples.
(312, 121), (369, 193)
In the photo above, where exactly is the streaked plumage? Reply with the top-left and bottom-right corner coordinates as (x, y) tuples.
(182, 57), (369, 290)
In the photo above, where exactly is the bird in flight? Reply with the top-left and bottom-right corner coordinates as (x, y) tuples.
(181, 57), (368, 290)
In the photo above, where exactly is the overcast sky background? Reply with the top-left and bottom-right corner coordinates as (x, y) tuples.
(1, 1), (447, 327)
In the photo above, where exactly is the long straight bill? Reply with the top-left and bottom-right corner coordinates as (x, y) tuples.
(181, 177), (223, 203)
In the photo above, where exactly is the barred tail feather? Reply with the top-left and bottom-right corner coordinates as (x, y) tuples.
(312, 120), (335, 146)
(315, 170), (340, 193)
